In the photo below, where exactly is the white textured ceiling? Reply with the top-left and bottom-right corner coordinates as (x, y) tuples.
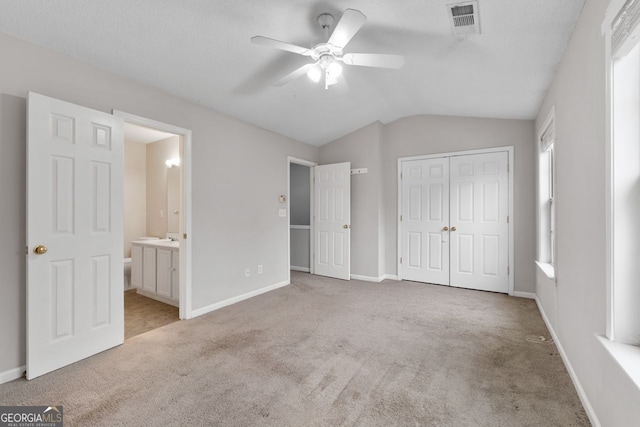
(0, 0), (585, 146)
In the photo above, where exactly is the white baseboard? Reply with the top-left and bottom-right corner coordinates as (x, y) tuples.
(514, 291), (536, 299)
(0, 365), (25, 384)
(383, 274), (400, 281)
(534, 297), (600, 427)
(190, 280), (290, 318)
(351, 274), (384, 282)
(291, 265), (310, 272)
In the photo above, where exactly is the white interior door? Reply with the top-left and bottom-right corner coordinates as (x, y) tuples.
(314, 162), (351, 280)
(27, 92), (124, 379)
(400, 158), (450, 285)
(449, 152), (509, 293)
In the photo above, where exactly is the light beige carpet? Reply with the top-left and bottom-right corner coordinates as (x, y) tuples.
(0, 272), (589, 426)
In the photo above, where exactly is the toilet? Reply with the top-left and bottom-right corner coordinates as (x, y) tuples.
(124, 237), (160, 290)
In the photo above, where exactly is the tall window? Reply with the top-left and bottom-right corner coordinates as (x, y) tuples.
(537, 111), (555, 270)
(605, 0), (640, 346)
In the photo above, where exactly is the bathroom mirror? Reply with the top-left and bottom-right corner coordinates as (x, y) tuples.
(167, 166), (180, 233)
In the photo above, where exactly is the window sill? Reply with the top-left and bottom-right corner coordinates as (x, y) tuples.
(535, 261), (555, 280)
(596, 335), (640, 390)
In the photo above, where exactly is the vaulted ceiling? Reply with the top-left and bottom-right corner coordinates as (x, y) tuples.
(0, 0), (585, 145)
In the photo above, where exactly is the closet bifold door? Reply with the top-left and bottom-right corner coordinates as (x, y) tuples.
(449, 152), (509, 293)
(400, 157), (450, 286)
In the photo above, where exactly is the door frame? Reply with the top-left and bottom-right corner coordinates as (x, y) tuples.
(397, 146), (515, 295)
(287, 156), (316, 282)
(113, 110), (193, 319)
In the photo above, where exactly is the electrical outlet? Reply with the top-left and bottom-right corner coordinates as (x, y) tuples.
(245, 268), (250, 277)
(258, 265), (263, 274)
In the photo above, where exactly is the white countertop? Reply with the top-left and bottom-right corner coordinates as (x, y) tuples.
(131, 239), (179, 249)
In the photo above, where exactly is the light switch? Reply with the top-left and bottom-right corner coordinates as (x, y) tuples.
(278, 209), (287, 217)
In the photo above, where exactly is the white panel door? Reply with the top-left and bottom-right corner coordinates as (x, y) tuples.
(314, 162), (351, 280)
(449, 152), (509, 293)
(27, 92), (124, 379)
(400, 158), (450, 285)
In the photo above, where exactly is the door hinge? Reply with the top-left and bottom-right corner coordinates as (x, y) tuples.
(25, 246), (28, 255)
(507, 215), (509, 224)
(400, 214), (403, 221)
(183, 233), (187, 239)
(400, 257), (403, 264)
(507, 266), (510, 275)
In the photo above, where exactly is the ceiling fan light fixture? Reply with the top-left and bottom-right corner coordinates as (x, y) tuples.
(307, 66), (322, 82)
(327, 61), (342, 78)
(326, 72), (339, 86)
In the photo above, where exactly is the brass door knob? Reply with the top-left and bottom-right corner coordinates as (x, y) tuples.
(442, 226), (449, 231)
(451, 226), (457, 232)
(343, 224), (350, 229)
(33, 245), (48, 255)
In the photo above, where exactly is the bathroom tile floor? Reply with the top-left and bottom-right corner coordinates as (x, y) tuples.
(124, 290), (179, 340)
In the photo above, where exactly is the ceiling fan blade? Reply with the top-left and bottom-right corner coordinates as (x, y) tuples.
(273, 62), (317, 87)
(328, 9), (366, 49)
(342, 53), (405, 69)
(251, 36), (311, 56)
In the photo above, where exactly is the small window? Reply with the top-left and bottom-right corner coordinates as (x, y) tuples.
(538, 111), (555, 268)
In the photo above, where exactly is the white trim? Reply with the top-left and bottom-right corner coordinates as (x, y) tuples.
(397, 146), (515, 296)
(112, 110), (193, 320)
(351, 274), (385, 282)
(396, 145), (515, 164)
(596, 334), (640, 390)
(290, 225), (311, 230)
(291, 265), (310, 272)
(535, 297), (601, 427)
(383, 274), (400, 281)
(287, 156), (317, 286)
(604, 15), (615, 341)
(535, 261), (556, 280)
(513, 291), (536, 300)
(190, 280), (290, 318)
(0, 365), (25, 385)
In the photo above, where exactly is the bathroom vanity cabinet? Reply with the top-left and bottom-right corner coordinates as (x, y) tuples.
(131, 240), (179, 307)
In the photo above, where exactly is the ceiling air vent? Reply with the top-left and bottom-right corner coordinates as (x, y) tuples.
(447, 1), (480, 37)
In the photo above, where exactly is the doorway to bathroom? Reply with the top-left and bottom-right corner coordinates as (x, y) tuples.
(115, 110), (193, 339)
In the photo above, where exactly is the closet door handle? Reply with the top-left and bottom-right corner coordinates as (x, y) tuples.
(442, 226), (449, 231)
(451, 226), (457, 232)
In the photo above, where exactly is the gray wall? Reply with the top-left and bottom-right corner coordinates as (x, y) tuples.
(381, 115), (536, 292)
(0, 94), (27, 376)
(290, 163), (310, 269)
(535, 0), (640, 424)
(319, 116), (536, 290)
(0, 32), (319, 375)
(290, 229), (310, 270)
(289, 163), (310, 226)
(320, 122), (385, 279)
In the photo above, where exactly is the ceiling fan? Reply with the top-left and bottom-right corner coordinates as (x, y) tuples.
(251, 9), (405, 89)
